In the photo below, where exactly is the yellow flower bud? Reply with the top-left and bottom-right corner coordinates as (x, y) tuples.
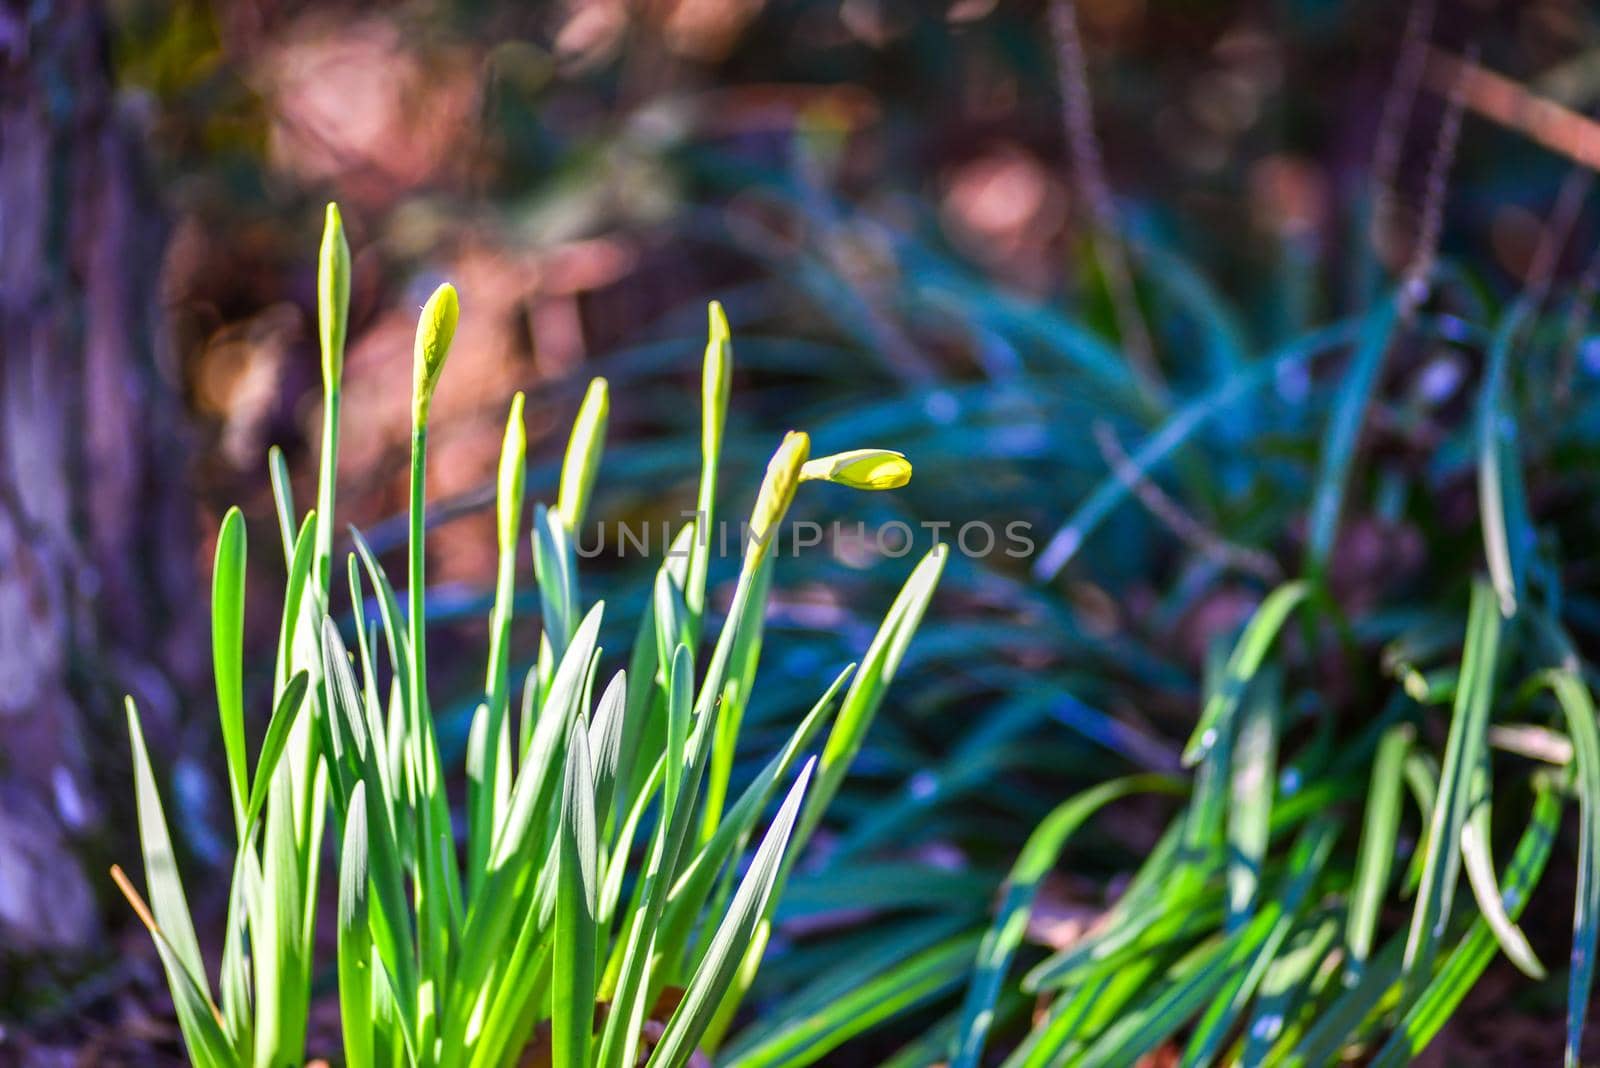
(318, 203), (351, 391)
(497, 392), (527, 554)
(557, 378), (609, 533)
(800, 448), (912, 490)
(748, 431), (810, 558)
(703, 301), (732, 458)
(412, 282), (459, 427)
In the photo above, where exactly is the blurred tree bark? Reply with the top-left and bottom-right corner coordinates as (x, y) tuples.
(0, 0), (197, 959)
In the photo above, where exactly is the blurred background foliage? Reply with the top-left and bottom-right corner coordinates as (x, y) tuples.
(14, 0), (1600, 1061)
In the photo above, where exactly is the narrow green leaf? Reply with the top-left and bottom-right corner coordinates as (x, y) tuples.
(1305, 291), (1402, 576)
(212, 506), (249, 839)
(1538, 666), (1600, 1067)
(726, 934), (981, 1068)
(649, 758), (816, 1068)
(951, 774), (1179, 1068)
(1477, 301), (1533, 617)
(242, 671), (310, 833)
(1347, 723), (1414, 976)
(125, 698), (210, 1002)
(554, 717), (598, 1068)
(1372, 777), (1564, 1067)
(110, 866), (233, 1068)
(1405, 580), (1502, 977)
(1460, 756), (1545, 977)
(338, 781), (374, 1068)
(792, 545), (947, 859)
(1226, 666), (1281, 926)
(1182, 582), (1310, 767)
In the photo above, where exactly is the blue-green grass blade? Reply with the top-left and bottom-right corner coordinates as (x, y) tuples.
(1405, 580), (1502, 977)
(951, 774), (1180, 1068)
(1372, 778), (1564, 1067)
(1539, 666), (1600, 1066)
(1305, 291), (1402, 577)
(1183, 583), (1311, 767)
(723, 931), (979, 1068)
(1477, 301), (1534, 617)
(1033, 318), (1362, 580)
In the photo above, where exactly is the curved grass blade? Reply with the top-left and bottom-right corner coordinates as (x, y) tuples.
(124, 698), (210, 1003)
(242, 671), (311, 833)
(1240, 913), (1339, 1064)
(1033, 318), (1362, 580)
(725, 932), (980, 1068)
(792, 544), (947, 856)
(1477, 301), (1534, 617)
(1460, 756), (1545, 977)
(1182, 819), (1340, 1067)
(1074, 934), (1237, 1068)
(951, 774), (1180, 1068)
(1182, 582), (1310, 767)
(1539, 666), (1600, 1066)
(1281, 931), (1407, 1066)
(1371, 777), (1564, 1067)
(1305, 291), (1402, 578)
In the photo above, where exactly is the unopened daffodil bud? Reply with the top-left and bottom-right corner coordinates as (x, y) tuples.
(497, 392), (527, 555)
(412, 283), (459, 427)
(703, 301), (732, 459)
(318, 203), (351, 392)
(748, 431), (810, 559)
(800, 448), (912, 491)
(557, 378), (609, 534)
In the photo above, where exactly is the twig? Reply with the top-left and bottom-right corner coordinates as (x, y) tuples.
(1425, 47), (1600, 171)
(1400, 45), (1472, 317)
(1092, 420), (1282, 583)
(1370, 0), (1437, 256)
(1048, 0), (1166, 407)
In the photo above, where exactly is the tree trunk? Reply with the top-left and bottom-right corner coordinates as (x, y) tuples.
(0, 0), (197, 961)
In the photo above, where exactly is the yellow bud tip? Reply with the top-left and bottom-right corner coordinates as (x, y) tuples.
(496, 392), (528, 552)
(799, 448), (912, 490)
(708, 300), (730, 346)
(318, 202), (352, 390)
(750, 431), (810, 550)
(703, 302), (733, 455)
(556, 378), (610, 532)
(412, 282), (460, 425)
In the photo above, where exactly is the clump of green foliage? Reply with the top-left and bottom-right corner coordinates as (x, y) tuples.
(665, 61), (1600, 1067)
(114, 205), (942, 1067)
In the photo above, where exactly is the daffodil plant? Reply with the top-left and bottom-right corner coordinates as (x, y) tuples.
(115, 206), (945, 1067)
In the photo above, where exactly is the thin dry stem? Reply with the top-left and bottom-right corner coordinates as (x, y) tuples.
(1092, 420), (1282, 583)
(1049, 0), (1165, 406)
(1370, 0), (1436, 256)
(1400, 45), (1472, 317)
